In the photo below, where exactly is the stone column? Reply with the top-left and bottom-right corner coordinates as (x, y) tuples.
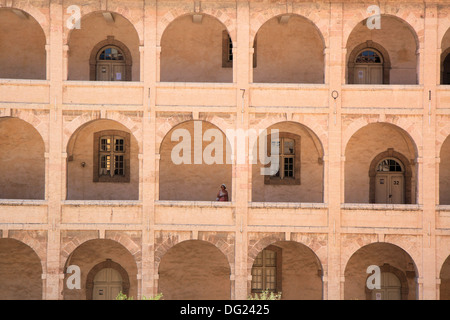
(327, 1), (344, 300)
(140, 0), (158, 299)
(421, 3), (438, 300)
(233, 0), (251, 300)
(45, 0), (64, 300)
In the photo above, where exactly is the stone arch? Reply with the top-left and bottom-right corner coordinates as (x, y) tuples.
(88, 36), (133, 81)
(249, 119), (325, 161)
(64, 113), (142, 155)
(158, 10), (236, 46)
(61, 234), (141, 273)
(347, 41), (391, 84)
(368, 148), (414, 204)
(0, 237), (44, 299)
(247, 235), (325, 299)
(157, 239), (232, 299)
(7, 232), (47, 274)
(342, 119), (420, 159)
(250, 12), (326, 51)
(65, 9), (143, 45)
(1, 6), (49, 43)
(85, 259), (131, 300)
(344, 12), (421, 51)
(343, 241), (419, 300)
(154, 237), (233, 274)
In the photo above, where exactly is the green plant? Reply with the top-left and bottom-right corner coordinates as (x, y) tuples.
(248, 290), (282, 300)
(115, 291), (163, 300)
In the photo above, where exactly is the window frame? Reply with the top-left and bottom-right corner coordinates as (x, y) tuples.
(264, 132), (301, 185)
(93, 130), (131, 183)
(251, 245), (282, 294)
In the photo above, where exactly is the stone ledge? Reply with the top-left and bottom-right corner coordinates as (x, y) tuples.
(341, 203), (423, 211)
(0, 199), (48, 206)
(249, 202), (327, 209)
(155, 200), (234, 208)
(62, 200), (142, 207)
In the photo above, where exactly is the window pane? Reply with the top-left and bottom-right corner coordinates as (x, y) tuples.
(99, 47), (124, 61)
(114, 155), (124, 176)
(251, 268), (263, 290)
(283, 157), (294, 178)
(264, 250), (276, 267)
(100, 155), (111, 175)
(100, 137), (111, 151)
(283, 139), (294, 155)
(377, 159), (402, 172)
(114, 138), (124, 152)
(355, 50), (382, 63)
(265, 268), (276, 291)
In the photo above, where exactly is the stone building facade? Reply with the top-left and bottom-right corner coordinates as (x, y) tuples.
(1, 0), (450, 300)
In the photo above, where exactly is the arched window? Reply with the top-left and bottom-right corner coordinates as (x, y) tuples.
(353, 49), (384, 84)
(96, 46), (126, 81)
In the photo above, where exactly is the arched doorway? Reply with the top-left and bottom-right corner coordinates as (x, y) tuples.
(344, 243), (417, 300)
(442, 52), (450, 85)
(370, 271), (402, 300)
(95, 46), (126, 81)
(90, 265), (127, 300)
(353, 49), (384, 84)
(374, 158), (405, 204)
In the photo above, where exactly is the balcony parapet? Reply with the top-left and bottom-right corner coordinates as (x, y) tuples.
(61, 200), (142, 224)
(341, 203), (422, 229)
(0, 79), (50, 106)
(248, 202), (328, 227)
(0, 199), (48, 224)
(154, 200), (235, 226)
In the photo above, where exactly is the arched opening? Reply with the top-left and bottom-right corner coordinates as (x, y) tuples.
(66, 119), (139, 200)
(440, 28), (450, 85)
(0, 8), (46, 79)
(346, 15), (418, 85)
(442, 51), (450, 85)
(345, 123), (417, 204)
(160, 14), (233, 83)
(63, 239), (138, 300)
(159, 120), (232, 201)
(249, 241), (323, 300)
(86, 259), (130, 300)
(439, 135), (450, 205)
(91, 40), (132, 81)
(251, 121), (324, 203)
(158, 240), (231, 300)
(67, 11), (140, 81)
(351, 47), (385, 84)
(439, 255), (450, 299)
(252, 14), (325, 84)
(344, 242), (418, 300)
(0, 238), (43, 300)
(0, 117), (45, 199)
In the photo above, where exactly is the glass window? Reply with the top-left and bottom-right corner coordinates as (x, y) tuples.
(251, 249), (278, 293)
(377, 159), (403, 172)
(99, 134), (126, 177)
(98, 47), (124, 61)
(355, 50), (382, 64)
